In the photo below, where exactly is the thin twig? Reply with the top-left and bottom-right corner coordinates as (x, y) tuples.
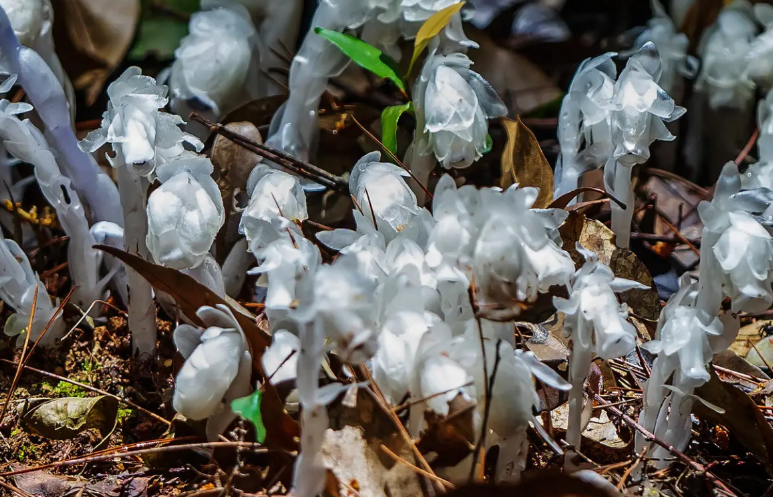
(379, 444), (455, 489)
(593, 394), (742, 497)
(393, 381), (474, 413)
(657, 212), (700, 256)
(189, 113), (347, 191)
(0, 479), (32, 497)
(749, 339), (773, 372)
(0, 442), (283, 477)
(735, 128), (759, 166)
(0, 359), (170, 426)
(617, 445), (648, 490)
(266, 350), (297, 383)
(630, 232), (701, 246)
(0, 287), (38, 426)
(469, 339), (502, 483)
(22, 288), (74, 365)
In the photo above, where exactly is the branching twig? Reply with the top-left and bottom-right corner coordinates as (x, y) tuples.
(469, 339), (502, 483)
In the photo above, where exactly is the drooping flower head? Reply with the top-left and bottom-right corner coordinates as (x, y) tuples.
(0, 0), (44, 46)
(80, 67), (203, 176)
(414, 51), (507, 169)
(146, 153), (225, 269)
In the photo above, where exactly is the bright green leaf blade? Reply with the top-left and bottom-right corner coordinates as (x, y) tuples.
(314, 27), (406, 93)
(483, 134), (493, 154)
(408, 2), (465, 77)
(231, 390), (267, 444)
(381, 102), (414, 156)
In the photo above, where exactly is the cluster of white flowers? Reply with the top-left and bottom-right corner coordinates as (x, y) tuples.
(170, 1), (261, 117)
(554, 43), (684, 248)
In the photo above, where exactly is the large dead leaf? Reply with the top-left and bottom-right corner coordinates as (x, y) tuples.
(23, 396), (118, 449)
(559, 212), (661, 321)
(695, 370), (773, 474)
(500, 116), (553, 209)
(52, 0), (140, 102)
(94, 245), (300, 450)
(13, 466), (121, 497)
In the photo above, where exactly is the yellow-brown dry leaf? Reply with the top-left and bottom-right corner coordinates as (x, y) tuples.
(408, 2), (465, 76)
(500, 116), (553, 208)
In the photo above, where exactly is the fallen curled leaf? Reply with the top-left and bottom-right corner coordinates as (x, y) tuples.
(94, 245), (300, 451)
(695, 369), (773, 474)
(23, 396), (118, 449)
(500, 116), (553, 209)
(713, 349), (770, 383)
(559, 212), (661, 321)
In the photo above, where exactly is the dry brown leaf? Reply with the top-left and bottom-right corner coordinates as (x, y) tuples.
(695, 369), (773, 474)
(94, 245), (300, 451)
(730, 320), (773, 358)
(416, 394), (476, 468)
(500, 116), (554, 208)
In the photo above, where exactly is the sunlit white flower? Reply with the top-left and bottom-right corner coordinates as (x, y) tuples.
(694, 0), (757, 110)
(0, 238), (64, 345)
(0, 0), (44, 46)
(80, 67), (203, 176)
(240, 165), (308, 253)
(146, 153), (225, 269)
(349, 151), (420, 237)
(744, 4), (773, 90)
(170, 3), (259, 114)
(698, 161), (773, 313)
(173, 304), (252, 439)
(262, 329), (300, 385)
(414, 51), (507, 169)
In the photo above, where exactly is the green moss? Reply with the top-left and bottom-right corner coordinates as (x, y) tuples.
(52, 381), (87, 398)
(17, 444), (37, 462)
(82, 359), (100, 374)
(117, 408), (134, 423)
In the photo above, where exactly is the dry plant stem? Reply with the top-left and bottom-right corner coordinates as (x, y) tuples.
(468, 284), (489, 402)
(349, 115), (433, 200)
(189, 113), (346, 191)
(657, 212), (700, 256)
(0, 442), (283, 477)
(712, 364), (766, 384)
(116, 165), (156, 356)
(0, 287), (38, 427)
(0, 358), (170, 426)
(22, 288), (74, 366)
(735, 128), (759, 166)
(358, 365), (446, 494)
(617, 445), (648, 490)
(468, 340), (502, 483)
(749, 339), (773, 372)
(393, 381), (475, 413)
(630, 233), (701, 245)
(593, 394), (741, 497)
(379, 444), (455, 489)
(0, 479), (31, 497)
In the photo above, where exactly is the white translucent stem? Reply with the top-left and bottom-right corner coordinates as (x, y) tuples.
(609, 159), (633, 249)
(117, 165), (156, 356)
(223, 238), (253, 297)
(495, 426), (528, 483)
(406, 141), (435, 206)
(256, 0), (303, 96)
(566, 343), (592, 451)
(695, 231), (722, 315)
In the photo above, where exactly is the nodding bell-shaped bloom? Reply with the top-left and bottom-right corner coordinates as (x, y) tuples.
(262, 329), (300, 385)
(170, 2), (259, 114)
(239, 165), (308, 253)
(698, 162), (773, 313)
(146, 153), (225, 269)
(745, 4), (773, 90)
(414, 51), (507, 169)
(554, 52), (617, 199)
(349, 151), (421, 238)
(632, 0), (698, 96)
(80, 67), (203, 175)
(0, 237), (64, 345)
(472, 184), (575, 307)
(555, 242), (648, 449)
(173, 304), (252, 438)
(742, 89), (773, 188)
(0, 0), (43, 46)
(293, 255), (378, 364)
(694, 0), (757, 110)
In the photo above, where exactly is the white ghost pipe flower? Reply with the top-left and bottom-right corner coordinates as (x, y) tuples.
(697, 162), (773, 314)
(170, 2), (262, 116)
(0, 0), (75, 116)
(222, 238), (254, 297)
(553, 243), (648, 451)
(248, 0), (303, 96)
(265, 0), (380, 175)
(349, 151), (420, 240)
(554, 52), (617, 201)
(637, 274), (723, 470)
(262, 329), (300, 385)
(0, 236), (64, 345)
(79, 67), (202, 356)
(173, 304), (252, 440)
(606, 42), (685, 249)
(742, 88), (773, 189)
(90, 221), (129, 306)
(413, 50), (507, 170)
(0, 7), (121, 226)
(147, 153), (225, 270)
(239, 164), (308, 253)
(745, 4), (773, 90)
(632, 0), (697, 96)
(0, 100), (113, 312)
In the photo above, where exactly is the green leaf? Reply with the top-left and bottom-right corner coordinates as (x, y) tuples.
(381, 102), (414, 156)
(129, 17), (189, 60)
(314, 28), (407, 94)
(408, 2), (466, 77)
(483, 134), (493, 154)
(231, 390), (267, 444)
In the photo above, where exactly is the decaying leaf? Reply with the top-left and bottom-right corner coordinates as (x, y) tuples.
(23, 396), (118, 448)
(416, 394), (476, 468)
(500, 116), (553, 208)
(408, 2), (466, 76)
(551, 402), (634, 462)
(559, 212), (661, 321)
(695, 369), (773, 474)
(713, 350), (770, 383)
(13, 465), (122, 497)
(94, 245), (300, 451)
(731, 320), (773, 359)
